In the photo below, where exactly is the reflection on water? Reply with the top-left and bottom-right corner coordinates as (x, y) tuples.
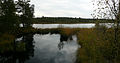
(0, 34), (34, 63)
(26, 34), (78, 63)
(58, 34), (74, 50)
(0, 33), (79, 63)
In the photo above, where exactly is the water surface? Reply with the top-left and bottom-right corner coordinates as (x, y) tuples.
(32, 23), (115, 29)
(33, 24), (95, 29)
(0, 33), (79, 63)
(25, 34), (79, 63)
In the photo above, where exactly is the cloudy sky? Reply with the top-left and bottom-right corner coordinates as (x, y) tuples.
(30, 0), (93, 18)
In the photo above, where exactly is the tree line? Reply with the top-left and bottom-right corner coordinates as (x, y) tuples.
(33, 17), (113, 24)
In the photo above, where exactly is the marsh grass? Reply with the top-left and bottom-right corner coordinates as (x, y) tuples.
(0, 33), (15, 53)
(0, 33), (26, 54)
(76, 27), (120, 63)
(59, 28), (79, 36)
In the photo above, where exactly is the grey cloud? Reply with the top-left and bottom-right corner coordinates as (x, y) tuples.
(30, 0), (93, 18)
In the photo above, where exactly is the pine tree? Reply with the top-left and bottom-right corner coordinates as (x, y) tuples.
(0, 0), (18, 32)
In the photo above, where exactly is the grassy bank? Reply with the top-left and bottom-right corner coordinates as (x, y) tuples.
(15, 27), (80, 37)
(76, 28), (120, 63)
(0, 33), (15, 53)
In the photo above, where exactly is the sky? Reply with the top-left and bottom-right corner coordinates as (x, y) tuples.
(30, 0), (93, 18)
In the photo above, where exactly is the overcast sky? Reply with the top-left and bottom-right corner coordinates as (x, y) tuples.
(30, 0), (93, 18)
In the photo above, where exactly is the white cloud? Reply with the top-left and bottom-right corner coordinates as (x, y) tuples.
(30, 0), (93, 18)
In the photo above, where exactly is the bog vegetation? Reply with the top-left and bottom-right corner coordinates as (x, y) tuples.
(0, 0), (120, 63)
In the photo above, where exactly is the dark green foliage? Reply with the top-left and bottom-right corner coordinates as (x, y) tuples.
(17, 0), (34, 28)
(0, 0), (18, 32)
(0, 0), (34, 33)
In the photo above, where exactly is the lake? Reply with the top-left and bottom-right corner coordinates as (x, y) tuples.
(32, 24), (95, 29)
(32, 23), (114, 29)
(0, 33), (79, 63)
(26, 34), (79, 63)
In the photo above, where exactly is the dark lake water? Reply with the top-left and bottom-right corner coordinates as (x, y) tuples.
(0, 33), (79, 63)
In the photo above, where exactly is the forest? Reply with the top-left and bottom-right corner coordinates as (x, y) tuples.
(33, 17), (113, 24)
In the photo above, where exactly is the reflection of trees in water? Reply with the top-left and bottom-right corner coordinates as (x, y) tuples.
(0, 34), (34, 63)
(58, 34), (73, 50)
(0, 31), (75, 62)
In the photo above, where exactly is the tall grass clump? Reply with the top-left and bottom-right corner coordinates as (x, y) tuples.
(76, 23), (120, 63)
(59, 28), (79, 36)
(0, 33), (15, 53)
(0, 33), (26, 54)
